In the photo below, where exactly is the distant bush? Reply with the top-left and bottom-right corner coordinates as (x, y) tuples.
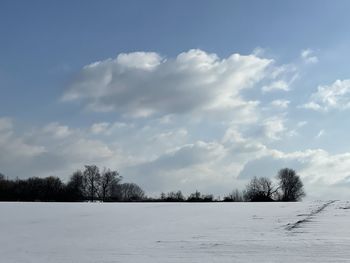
(159, 191), (185, 202)
(187, 191), (214, 202)
(223, 189), (244, 202)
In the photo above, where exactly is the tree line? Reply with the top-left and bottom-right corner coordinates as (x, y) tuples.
(0, 165), (145, 202)
(0, 166), (305, 202)
(154, 168), (305, 202)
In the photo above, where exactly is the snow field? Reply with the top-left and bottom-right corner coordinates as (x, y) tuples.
(0, 201), (349, 262)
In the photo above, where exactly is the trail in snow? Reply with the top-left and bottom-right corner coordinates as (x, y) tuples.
(285, 200), (337, 231)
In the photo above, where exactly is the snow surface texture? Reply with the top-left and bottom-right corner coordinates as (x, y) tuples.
(0, 201), (349, 262)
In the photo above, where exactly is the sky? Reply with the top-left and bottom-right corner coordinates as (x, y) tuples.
(1, 0), (350, 199)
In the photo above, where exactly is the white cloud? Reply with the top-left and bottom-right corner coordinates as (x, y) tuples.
(238, 147), (350, 198)
(270, 99), (290, 108)
(0, 118), (46, 170)
(115, 52), (163, 70)
(294, 149), (350, 185)
(222, 128), (271, 158)
(150, 128), (188, 144)
(262, 66), (299, 93)
(301, 49), (319, 64)
(43, 122), (72, 138)
(262, 116), (286, 140)
(90, 122), (111, 135)
(2, 48), (349, 198)
(126, 140), (231, 194)
(90, 121), (134, 136)
(297, 121), (308, 127)
(302, 79), (350, 111)
(63, 49), (278, 117)
(284, 121), (307, 138)
(302, 101), (323, 111)
(2, 116), (350, 198)
(252, 47), (265, 56)
(262, 80), (290, 92)
(315, 129), (325, 139)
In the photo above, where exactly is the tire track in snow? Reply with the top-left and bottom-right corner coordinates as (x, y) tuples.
(286, 200), (337, 231)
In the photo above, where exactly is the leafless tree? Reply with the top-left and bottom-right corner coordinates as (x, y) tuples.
(99, 168), (122, 201)
(83, 165), (101, 201)
(114, 183), (145, 201)
(160, 192), (166, 200)
(277, 168), (305, 201)
(43, 176), (64, 201)
(224, 189), (244, 202)
(66, 170), (85, 201)
(161, 191), (185, 201)
(187, 190), (202, 201)
(244, 176), (276, 201)
(187, 191), (213, 202)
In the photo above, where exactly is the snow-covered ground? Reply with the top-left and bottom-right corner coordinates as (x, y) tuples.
(0, 201), (349, 262)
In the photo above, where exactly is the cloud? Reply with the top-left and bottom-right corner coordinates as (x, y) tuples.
(140, 141), (226, 172)
(302, 101), (323, 111)
(297, 150), (350, 186)
(297, 121), (308, 128)
(219, 127), (350, 198)
(0, 118), (46, 173)
(301, 49), (319, 64)
(223, 128), (269, 155)
(2, 115), (350, 198)
(238, 148), (350, 198)
(0, 119), (121, 179)
(42, 122), (72, 139)
(302, 79), (350, 111)
(238, 155), (306, 180)
(315, 129), (325, 139)
(270, 99), (290, 109)
(3, 48), (350, 198)
(262, 116), (286, 140)
(125, 141), (234, 194)
(262, 80), (290, 92)
(261, 65), (298, 93)
(63, 49), (278, 117)
(90, 122), (111, 135)
(0, 117), (13, 131)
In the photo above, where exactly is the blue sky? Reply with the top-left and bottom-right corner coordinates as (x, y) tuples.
(1, 0), (350, 198)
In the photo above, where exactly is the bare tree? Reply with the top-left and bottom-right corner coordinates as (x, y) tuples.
(114, 183), (145, 201)
(187, 190), (202, 201)
(187, 191), (213, 202)
(0, 173), (10, 201)
(43, 176), (64, 201)
(277, 168), (305, 201)
(201, 194), (213, 202)
(244, 176), (276, 202)
(83, 165), (101, 201)
(66, 170), (85, 201)
(99, 168), (122, 202)
(161, 191), (185, 201)
(224, 189), (244, 202)
(160, 192), (166, 200)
